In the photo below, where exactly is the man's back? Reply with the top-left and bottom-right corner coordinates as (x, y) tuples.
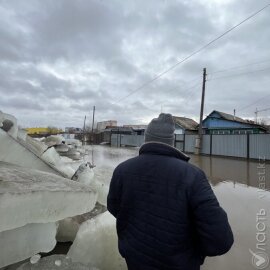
(107, 142), (234, 270)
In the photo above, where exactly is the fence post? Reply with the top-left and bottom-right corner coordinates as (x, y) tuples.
(247, 133), (250, 159)
(116, 129), (118, 147)
(120, 131), (122, 147)
(110, 131), (112, 147)
(183, 134), (185, 152)
(210, 134), (212, 156)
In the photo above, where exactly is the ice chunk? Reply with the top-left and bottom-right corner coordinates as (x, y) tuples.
(71, 163), (94, 185)
(56, 203), (106, 242)
(42, 147), (62, 165)
(16, 255), (99, 270)
(56, 217), (80, 243)
(60, 148), (81, 160)
(0, 129), (64, 177)
(17, 129), (28, 141)
(0, 162), (97, 232)
(89, 179), (109, 206)
(0, 111), (18, 138)
(68, 211), (127, 270)
(30, 254), (41, 264)
(0, 223), (57, 268)
(41, 147), (76, 178)
(55, 144), (69, 153)
(65, 138), (82, 147)
(54, 259), (62, 266)
(0, 111), (86, 178)
(71, 163), (107, 206)
(42, 135), (65, 147)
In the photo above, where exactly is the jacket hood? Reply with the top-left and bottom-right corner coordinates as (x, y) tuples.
(139, 142), (190, 162)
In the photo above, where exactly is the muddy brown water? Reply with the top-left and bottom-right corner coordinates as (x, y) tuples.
(84, 145), (270, 270)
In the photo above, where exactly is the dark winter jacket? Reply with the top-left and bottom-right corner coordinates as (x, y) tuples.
(107, 142), (234, 270)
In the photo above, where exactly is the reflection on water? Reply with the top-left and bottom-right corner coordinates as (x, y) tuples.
(86, 145), (270, 270)
(190, 154), (270, 190)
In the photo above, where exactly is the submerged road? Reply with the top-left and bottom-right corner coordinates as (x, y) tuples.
(84, 145), (270, 270)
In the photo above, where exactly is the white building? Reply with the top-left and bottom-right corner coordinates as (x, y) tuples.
(96, 120), (117, 131)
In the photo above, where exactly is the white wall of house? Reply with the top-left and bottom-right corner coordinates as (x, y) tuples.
(174, 125), (184, 134)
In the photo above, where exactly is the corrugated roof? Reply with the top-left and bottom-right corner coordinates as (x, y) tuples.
(173, 116), (198, 130)
(213, 111), (249, 124)
(207, 110), (268, 130)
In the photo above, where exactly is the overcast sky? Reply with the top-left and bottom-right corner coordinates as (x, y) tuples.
(0, 0), (270, 128)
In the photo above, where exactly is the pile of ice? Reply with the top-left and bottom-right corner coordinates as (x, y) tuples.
(16, 255), (100, 270)
(0, 162), (97, 268)
(0, 110), (107, 210)
(0, 111), (94, 180)
(42, 135), (84, 161)
(68, 211), (127, 270)
(56, 163), (108, 242)
(0, 111), (71, 178)
(0, 111), (124, 269)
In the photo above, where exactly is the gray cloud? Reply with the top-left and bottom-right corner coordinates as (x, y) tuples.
(0, 0), (270, 127)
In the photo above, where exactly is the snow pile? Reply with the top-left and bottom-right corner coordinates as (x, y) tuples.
(16, 255), (100, 270)
(68, 211), (127, 270)
(0, 162), (97, 268)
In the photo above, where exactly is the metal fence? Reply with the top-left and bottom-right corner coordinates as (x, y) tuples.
(249, 134), (270, 160)
(211, 134), (247, 158)
(111, 134), (144, 147)
(110, 133), (270, 160)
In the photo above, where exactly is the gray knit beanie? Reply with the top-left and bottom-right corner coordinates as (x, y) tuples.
(145, 113), (175, 146)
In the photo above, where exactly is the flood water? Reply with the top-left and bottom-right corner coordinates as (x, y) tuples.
(84, 145), (270, 270)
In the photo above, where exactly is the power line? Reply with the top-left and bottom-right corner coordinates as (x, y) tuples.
(208, 66), (270, 81)
(133, 82), (201, 113)
(238, 93), (270, 112)
(209, 59), (270, 75)
(162, 78), (201, 96)
(114, 2), (270, 103)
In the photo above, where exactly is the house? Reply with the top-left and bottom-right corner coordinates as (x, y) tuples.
(65, 127), (83, 134)
(96, 120), (117, 131)
(26, 127), (63, 135)
(173, 116), (198, 134)
(202, 110), (268, 135)
(123, 125), (147, 135)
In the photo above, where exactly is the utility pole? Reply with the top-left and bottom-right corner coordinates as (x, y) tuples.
(255, 107), (270, 124)
(91, 106), (95, 143)
(195, 68), (207, 154)
(255, 108), (258, 124)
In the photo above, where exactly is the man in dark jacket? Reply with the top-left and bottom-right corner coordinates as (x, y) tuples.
(107, 113), (234, 270)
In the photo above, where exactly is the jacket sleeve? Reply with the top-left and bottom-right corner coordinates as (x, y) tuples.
(107, 168), (122, 218)
(189, 171), (234, 257)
